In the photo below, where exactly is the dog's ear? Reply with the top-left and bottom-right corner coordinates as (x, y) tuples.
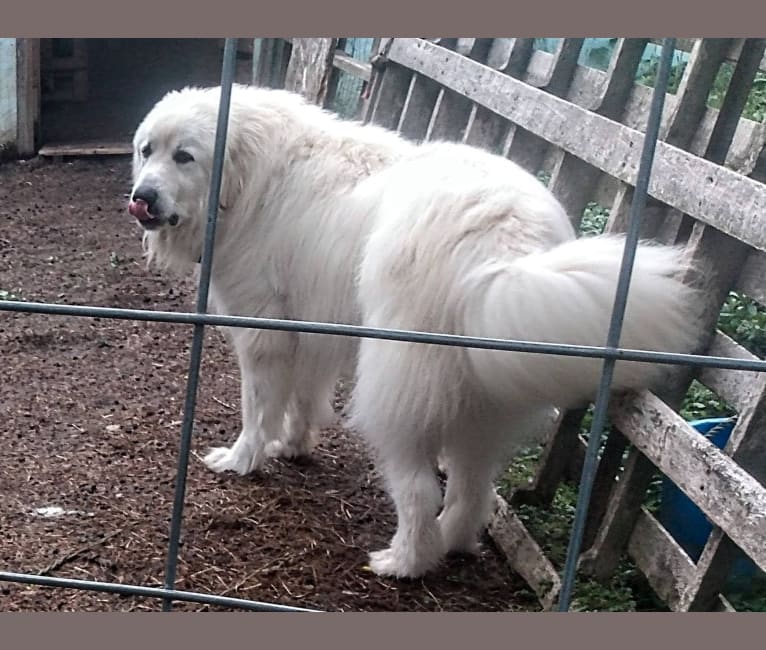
(219, 137), (247, 211)
(217, 102), (263, 212)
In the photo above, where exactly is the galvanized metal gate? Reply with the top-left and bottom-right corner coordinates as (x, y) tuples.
(1, 38), (765, 612)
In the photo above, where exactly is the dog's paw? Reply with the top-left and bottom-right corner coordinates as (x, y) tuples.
(264, 438), (315, 460)
(368, 548), (409, 577)
(444, 538), (481, 556)
(203, 446), (259, 475)
(368, 547), (435, 579)
(438, 519), (482, 556)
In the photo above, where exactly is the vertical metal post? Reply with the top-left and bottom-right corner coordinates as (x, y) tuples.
(556, 38), (677, 611)
(161, 37), (239, 612)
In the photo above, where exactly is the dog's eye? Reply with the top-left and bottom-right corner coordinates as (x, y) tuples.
(141, 143), (152, 158)
(173, 150), (195, 164)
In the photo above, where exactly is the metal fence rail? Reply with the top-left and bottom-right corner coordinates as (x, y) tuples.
(1, 37), (762, 612)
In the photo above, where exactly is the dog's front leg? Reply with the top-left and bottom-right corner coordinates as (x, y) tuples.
(204, 334), (294, 475)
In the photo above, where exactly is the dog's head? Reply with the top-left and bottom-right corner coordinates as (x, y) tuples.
(129, 87), (223, 232)
(128, 86), (257, 268)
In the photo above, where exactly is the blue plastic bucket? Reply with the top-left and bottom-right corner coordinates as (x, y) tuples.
(658, 417), (758, 586)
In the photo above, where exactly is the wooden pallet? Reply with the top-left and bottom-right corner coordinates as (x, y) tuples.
(38, 142), (132, 158)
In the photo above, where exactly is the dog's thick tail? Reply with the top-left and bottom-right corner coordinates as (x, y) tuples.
(462, 235), (701, 408)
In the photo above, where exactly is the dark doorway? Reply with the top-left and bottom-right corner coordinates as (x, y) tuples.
(40, 39), (240, 147)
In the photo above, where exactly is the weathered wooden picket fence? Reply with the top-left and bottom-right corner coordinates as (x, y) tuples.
(252, 37), (766, 612)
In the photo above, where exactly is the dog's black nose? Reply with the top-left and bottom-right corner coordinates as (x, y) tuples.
(131, 186), (159, 212)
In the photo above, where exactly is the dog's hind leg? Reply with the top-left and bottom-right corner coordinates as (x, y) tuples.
(367, 438), (445, 578)
(439, 405), (558, 553)
(204, 331), (295, 475)
(351, 339), (448, 577)
(437, 431), (500, 555)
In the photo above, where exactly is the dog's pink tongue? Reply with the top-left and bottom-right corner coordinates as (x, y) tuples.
(128, 199), (151, 221)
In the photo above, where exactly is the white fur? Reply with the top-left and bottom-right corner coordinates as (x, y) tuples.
(131, 85), (701, 579)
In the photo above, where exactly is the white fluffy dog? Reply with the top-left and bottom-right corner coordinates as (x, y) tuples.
(128, 84), (699, 579)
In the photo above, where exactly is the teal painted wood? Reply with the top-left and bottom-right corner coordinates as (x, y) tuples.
(0, 38), (17, 149)
(534, 37), (690, 74)
(331, 38), (374, 118)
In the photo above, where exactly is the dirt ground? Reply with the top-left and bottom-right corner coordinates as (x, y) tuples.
(0, 157), (540, 612)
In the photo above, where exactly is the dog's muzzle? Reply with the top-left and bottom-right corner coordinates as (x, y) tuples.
(128, 186), (178, 229)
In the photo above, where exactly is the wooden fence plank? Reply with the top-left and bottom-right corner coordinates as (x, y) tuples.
(660, 39), (733, 145)
(673, 372), (766, 609)
(578, 450), (658, 581)
(488, 494), (561, 610)
(627, 508), (734, 611)
(628, 507), (697, 609)
(283, 38), (337, 104)
(545, 39), (585, 96)
(596, 39), (650, 116)
(697, 332), (762, 411)
(502, 40), (553, 174)
(603, 40), (737, 290)
(496, 39), (540, 167)
(679, 529), (744, 610)
(386, 38), (766, 251)
(570, 41), (752, 580)
(368, 60), (412, 131)
(398, 40), (460, 142)
(610, 390), (766, 573)
(426, 39), (494, 143)
(16, 39), (40, 156)
(705, 39), (766, 164)
(635, 42), (765, 609)
(461, 104), (511, 155)
(579, 221), (747, 580)
(548, 39), (648, 225)
(505, 40), (581, 174)
(426, 88), (473, 142)
(511, 408), (582, 508)
(398, 74), (441, 141)
(736, 248), (766, 305)
(332, 49), (371, 82)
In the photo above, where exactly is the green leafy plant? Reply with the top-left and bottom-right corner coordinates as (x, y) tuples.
(680, 380), (736, 421)
(636, 57), (686, 94)
(109, 251), (124, 269)
(580, 202), (610, 236)
(717, 291), (766, 358)
(708, 62), (766, 123)
(512, 481), (665, 611)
